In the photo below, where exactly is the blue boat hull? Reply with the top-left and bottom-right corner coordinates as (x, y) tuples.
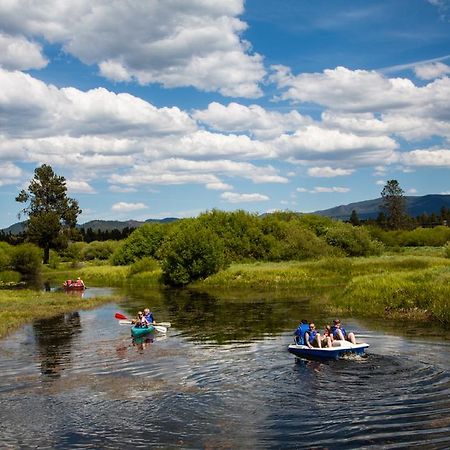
(131, 325), (155, 338)
(288, 342), (369, 360)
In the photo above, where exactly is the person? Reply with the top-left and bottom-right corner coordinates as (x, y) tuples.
(304, 322), (322, 348)
(322, 325), (333, 348)
(331, 319), (356, 344)
(294, 319), (309, 345)
(135, 311), (149, 328)
(75, 277), (85, 287)
(143, 308), (155, 325)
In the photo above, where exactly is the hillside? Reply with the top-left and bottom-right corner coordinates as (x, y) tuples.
(313, 194), (450, 220)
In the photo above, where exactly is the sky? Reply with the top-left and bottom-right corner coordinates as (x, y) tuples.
(1, 0), (450, 229)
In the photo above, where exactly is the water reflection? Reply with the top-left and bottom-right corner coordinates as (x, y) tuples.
(33, 312), (81, 379)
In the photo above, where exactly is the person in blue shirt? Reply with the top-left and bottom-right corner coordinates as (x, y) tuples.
(143, 308), (155, 325)
(304, 322), (322, 348)
(294, 319), (309, 345)
(331, 319), (356, 344)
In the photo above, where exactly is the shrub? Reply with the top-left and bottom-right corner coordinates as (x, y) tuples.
(0, 242), (13, 270)
(128, 257), (160, 275)
(325, 223), (384, 256)
(83, 240), (119, 261)
(111, 223), (167, 265)
(10, 243), (42, 279)
(160, 221), (228, 286)
(60, 242), (87, 262)
(444, 241), (450, 258)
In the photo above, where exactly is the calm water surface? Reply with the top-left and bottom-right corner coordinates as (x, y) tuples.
(0, 287), (449, 449)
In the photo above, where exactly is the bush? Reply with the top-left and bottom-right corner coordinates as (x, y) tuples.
(83, 240), (119, 261)
(60, 242), (87, 262)
(0, 242), (13, 270)
(128, 257), (160, 275)
(160, 221), (228, 286)
(111, 223), (167, 265)
(444, 241), (450, 258)
(325, 223), (384, 256)
(10, 243), (42, 279)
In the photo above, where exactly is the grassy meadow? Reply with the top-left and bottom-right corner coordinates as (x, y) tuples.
(0, 289), (120, 339)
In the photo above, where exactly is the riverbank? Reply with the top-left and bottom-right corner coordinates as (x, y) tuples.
(0, 290), (119, 339)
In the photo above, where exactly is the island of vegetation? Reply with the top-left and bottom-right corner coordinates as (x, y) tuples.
(1, 165), (449, 338)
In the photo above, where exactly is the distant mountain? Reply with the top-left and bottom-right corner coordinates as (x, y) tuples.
(313, 194), (450, 220)
(1, 217), (178, 234)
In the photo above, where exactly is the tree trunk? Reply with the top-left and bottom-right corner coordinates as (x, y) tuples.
(43, 245), (50, 265)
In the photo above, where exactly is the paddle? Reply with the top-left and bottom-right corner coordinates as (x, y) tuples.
(114, 313), (169, 333)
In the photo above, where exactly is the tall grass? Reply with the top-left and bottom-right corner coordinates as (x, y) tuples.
(0, 290), (119, 339)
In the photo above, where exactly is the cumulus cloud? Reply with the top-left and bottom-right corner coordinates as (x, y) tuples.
(0, 33), (47, 70)
(0, 162), (22, 186)
(112, 202), (147, 212)
(297, 186), (350, 193)
(400, 149), (450, 167)
(220, 191), (269, 203)
(307, 166), (354, 177)
(193, 102), (311, 139)
(0, 0), (264, 97)
(66, 180), (96, 194)
(414, 62), (450, 80)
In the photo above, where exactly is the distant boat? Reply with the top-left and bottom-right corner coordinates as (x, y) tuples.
(63, 281), (86, 291)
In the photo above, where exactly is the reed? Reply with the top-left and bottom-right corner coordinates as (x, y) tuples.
(0, 290), (119, 339)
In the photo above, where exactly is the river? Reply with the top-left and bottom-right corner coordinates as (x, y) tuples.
(0, 287), (449, 449)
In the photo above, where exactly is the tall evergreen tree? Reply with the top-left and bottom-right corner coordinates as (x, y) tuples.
(380, 179), (407, 230)
(16, 164), (81, 264)
(349, 209), (360, 226)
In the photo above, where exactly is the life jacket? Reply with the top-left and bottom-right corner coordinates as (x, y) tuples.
(331, 326), (347, 339)
(295, 323), (309, 345)
(144, 312), (154, 323)
(306, 329), (318, 344)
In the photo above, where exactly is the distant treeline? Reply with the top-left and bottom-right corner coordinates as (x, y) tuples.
(0, 226), (136, 245)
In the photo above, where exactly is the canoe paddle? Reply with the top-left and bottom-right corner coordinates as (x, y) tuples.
(114, 312), (170, 332)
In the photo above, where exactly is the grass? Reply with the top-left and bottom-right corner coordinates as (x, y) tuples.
(0, 289), (120, 339)
(198, 255), (450, 323)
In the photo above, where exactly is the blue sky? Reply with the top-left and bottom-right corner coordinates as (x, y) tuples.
(1, 0), (450, 228)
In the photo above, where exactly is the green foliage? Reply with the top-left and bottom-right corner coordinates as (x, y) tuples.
(0, 242), (13, 270)
(325, 223), (384, 256)
(160, 221), (228, 286)
(111, 223), (167, 265)
(380, 179), (407, 230)
(198, 209), (269, 261)
(82, 240), (119, 261)
(16, 164), (82, 263)
(368, 225), (450, 247)
(444, 241), (450, 258)
(60, 241), (88, 262)
(128, 257), (160, 275)
(296, 214), (335, 236)
(10, 243), (42, 279)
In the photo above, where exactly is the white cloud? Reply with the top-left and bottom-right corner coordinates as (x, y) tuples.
(193, 102), (311, 139)
(0, 0), (264, 97)
(400, 149), (450, 167)
(0, 162), (22, 186)
(206, 182), (233, 190)
(307, 166), (354, 177)
(414, 62), (450, 80)
(66, 180), (96, 194)
(220, 191), (270, 203)
(376, 179), (386, 186)
(407, 188), (418, 194)
(311, 186), (350, 193)
(112, 202), (147, 212)
(0, 33), (47, 70)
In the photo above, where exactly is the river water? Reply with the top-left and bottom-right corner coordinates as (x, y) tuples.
(0, 287), (449, 449)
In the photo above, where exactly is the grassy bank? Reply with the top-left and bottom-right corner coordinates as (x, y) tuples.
(0, 290), (119, 339)
(198, 255), (450, 324)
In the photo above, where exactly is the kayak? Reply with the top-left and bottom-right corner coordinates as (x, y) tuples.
(288, 340), (369, 360)
(131, 325), (155, 338)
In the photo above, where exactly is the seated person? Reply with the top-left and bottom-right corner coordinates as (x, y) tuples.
(294, 319), (309, 345)
(75, 277), (85, 287)
(134, 311), (149, 328)
(143, 308), (155, 324)
(331, 319), (356, 344)
(321, 325), (333, 348)
(304, 323), (322, 349)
